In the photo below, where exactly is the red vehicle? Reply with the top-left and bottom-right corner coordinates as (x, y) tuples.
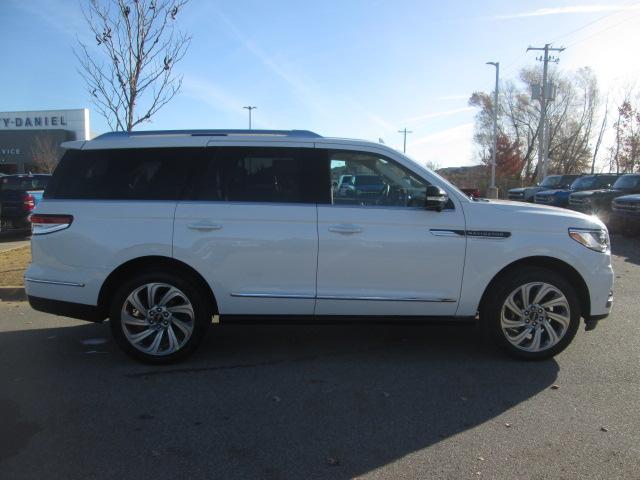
(460, 187), (481, 198)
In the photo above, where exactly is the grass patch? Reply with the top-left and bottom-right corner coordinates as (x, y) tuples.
(0, 245), (30, 286)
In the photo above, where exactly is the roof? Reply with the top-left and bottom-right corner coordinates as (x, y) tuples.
(62, 129), (390, 152)
(93, 129), (323, 140)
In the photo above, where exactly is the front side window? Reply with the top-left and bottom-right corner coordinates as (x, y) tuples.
(329, 150), (430, 208)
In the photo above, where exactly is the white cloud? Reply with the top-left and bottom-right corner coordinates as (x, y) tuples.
(489, 4), (640, 20)
(407, 123), (476, 168)
(432, 94), (470, 101)
(402, 107), (474, 124)
(8, 0), (91, 41)
(181, 74), (278, 129)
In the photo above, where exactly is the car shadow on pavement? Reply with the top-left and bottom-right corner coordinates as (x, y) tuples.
(611, 234), (640, 267)
(0, 321), (559, 479)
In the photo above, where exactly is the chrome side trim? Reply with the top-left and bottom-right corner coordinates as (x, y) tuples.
(24, 277), (85, 287)
(429, 229), (465, 237)
(317, 295), (457, 303)
(230, 292), (315, 299)
(230, 292), (457, 303)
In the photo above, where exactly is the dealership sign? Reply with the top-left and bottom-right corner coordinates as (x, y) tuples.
(0, 109), (90, 141)
(1, 115), (68, 128)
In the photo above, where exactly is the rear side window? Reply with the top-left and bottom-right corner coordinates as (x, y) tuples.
(45, 148), (197, 200)
(190, 147), (328, 204)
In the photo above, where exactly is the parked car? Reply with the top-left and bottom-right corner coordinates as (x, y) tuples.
(336, 174), (385, 200)
(535, 174), (620, 208)
(0, 174), (51, 234)
(27, 129), (613, 363)
(611, 194), (640, 236)
(508, 174), (581, 202)
(568, 173), (640, 224)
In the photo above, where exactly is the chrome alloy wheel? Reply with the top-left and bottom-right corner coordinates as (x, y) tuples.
(500, 282), (571, 352)
(121, 282), (195, 356)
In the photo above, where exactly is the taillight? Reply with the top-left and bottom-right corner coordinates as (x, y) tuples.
(22, 193), (35, 212)
(30, 214), (73, 235)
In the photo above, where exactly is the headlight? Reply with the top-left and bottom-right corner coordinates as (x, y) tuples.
(569, 228), (609, 253)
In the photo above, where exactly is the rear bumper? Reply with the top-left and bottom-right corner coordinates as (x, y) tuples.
(27, 295), (104, 323)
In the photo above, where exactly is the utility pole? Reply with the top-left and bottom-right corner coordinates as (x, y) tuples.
(527, 44), (564, 182)
(398, 128), (412, 153)
(243, 106), (257, 129)
(486, 61), (499, 196)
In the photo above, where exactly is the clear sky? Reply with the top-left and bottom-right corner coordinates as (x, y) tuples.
(1, 0), (639, 167)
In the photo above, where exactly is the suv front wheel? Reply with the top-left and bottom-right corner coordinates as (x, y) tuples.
(109, 271), (211, 363)
(482, 267), (581, 360)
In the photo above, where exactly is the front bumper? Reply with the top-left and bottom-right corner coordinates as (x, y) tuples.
(585, 290), (613, 330)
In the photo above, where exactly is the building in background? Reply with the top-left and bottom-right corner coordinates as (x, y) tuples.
(0, 109), (90, 174)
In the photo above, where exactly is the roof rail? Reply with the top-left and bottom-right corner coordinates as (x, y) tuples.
(93, 129), (323, 140)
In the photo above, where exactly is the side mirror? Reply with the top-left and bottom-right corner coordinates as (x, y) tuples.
(425, 185), (448, 212)
(332, 181), (338, 188)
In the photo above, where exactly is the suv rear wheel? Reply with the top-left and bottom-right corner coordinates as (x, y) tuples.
(109, 271), (211, 363)
(482, 267), (581, 360)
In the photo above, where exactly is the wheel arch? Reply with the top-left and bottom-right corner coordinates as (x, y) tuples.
(478, 256), (590, 319)
(97, 256), (218, 318)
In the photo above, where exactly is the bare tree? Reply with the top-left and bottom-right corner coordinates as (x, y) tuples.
(470, 66), (601, 183)
(76, 0), (191, 131)
(31, 136), (60, 173)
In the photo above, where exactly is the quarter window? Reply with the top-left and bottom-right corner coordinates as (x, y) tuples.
(45, 148), (194, 200)
(329, 150), (430, 208)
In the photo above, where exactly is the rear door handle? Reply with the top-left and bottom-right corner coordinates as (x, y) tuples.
(187, 221), (222, 231)
(328, 224), (362, 234)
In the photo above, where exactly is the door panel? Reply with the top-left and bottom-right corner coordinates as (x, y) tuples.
(173, 145), (325, 316)
(173, 202), (318, 315)
(316, 206), (466, 315)
(316, 148), (466, 316)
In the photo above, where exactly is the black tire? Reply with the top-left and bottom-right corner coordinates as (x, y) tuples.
(109, 270), (212, 364)
(481, 267), (581, 360)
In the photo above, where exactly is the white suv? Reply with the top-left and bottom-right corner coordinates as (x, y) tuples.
(26, 130), (614, 363)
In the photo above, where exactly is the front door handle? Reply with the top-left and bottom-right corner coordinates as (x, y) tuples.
(328, 224), (362, 234)
(187, 221), (222, 231)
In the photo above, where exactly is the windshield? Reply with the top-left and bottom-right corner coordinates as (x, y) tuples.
(613, 175), (640, 190)
(570, 176), (597, 189)
(540, 175), (562, 188)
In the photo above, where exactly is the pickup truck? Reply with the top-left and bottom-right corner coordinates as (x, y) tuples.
(534, 174), (620, 208)
(508, 174), (581, 202)
(568, 173), (640, 225)
(0, 174), (51, 235)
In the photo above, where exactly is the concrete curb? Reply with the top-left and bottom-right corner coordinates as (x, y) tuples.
(0, 286), (27, 302)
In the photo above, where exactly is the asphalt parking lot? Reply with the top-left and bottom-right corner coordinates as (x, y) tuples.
(0, 235), (639, 480)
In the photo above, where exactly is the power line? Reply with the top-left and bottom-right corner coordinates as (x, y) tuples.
(550, 0), (640, 43)
(565, 13), (640, 48)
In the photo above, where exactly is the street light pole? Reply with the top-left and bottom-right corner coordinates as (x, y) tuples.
(397, 128), (412, 153)
(243, 106), (257, 129)
(486, 62), (499, 193)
